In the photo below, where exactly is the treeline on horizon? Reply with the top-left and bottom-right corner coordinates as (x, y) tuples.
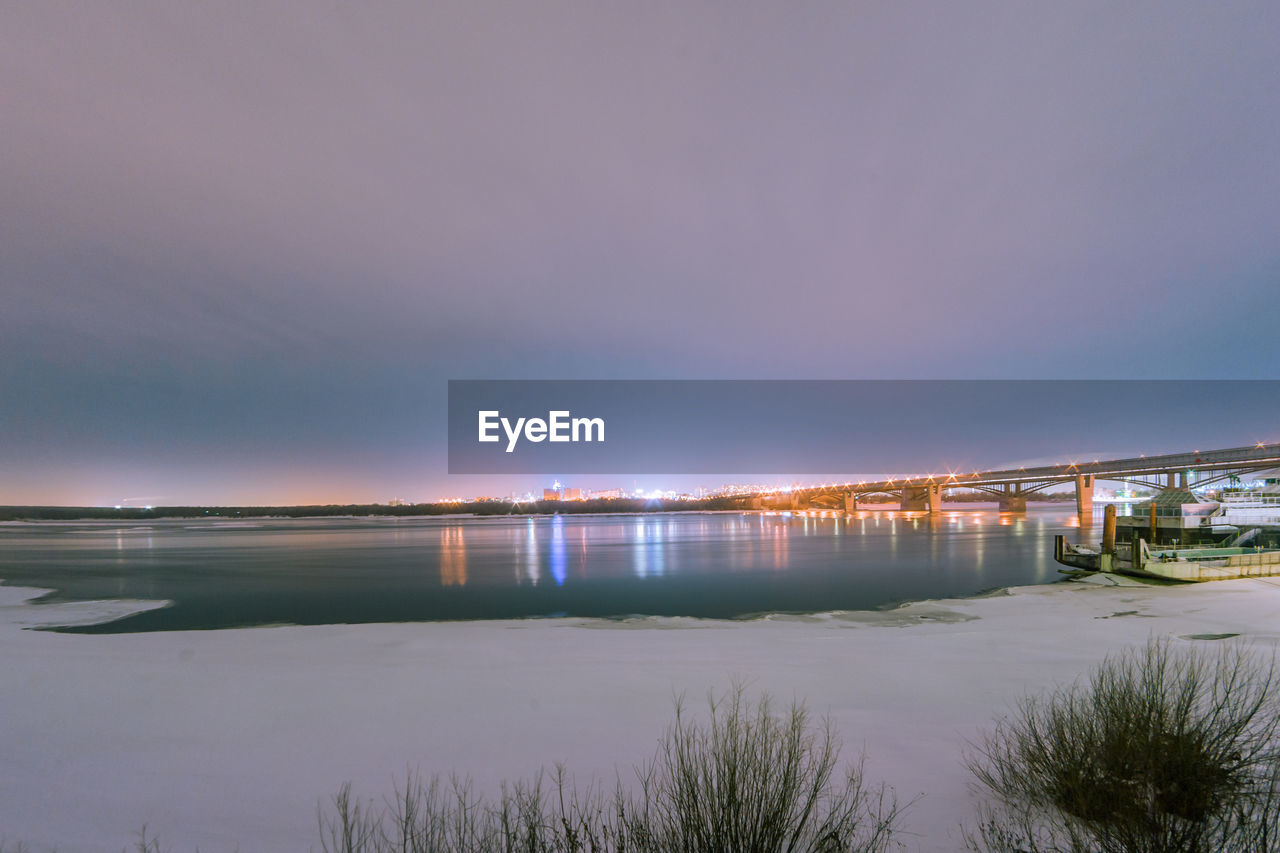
(0, 498), (741, 521)
(0, 491), (1072, 521)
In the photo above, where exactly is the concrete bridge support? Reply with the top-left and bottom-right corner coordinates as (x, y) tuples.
(789, 492), (809, 511)
(901, 484), (943, 513)
(750, 496), (764, 510)
(928, 484), (943, 513)
(998, 494), (1027, 512)
(843, 492), (858, 514)
(996, 483), (1027, 512)
(1075, 474), (1094, 519)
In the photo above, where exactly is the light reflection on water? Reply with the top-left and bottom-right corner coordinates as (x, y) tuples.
(523, 517), (539, 585)
(0, 506), (1097, 632)
(440, 527), (466, 587)
(550, 515), (567, 586)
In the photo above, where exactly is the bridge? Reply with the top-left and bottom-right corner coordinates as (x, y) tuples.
(741, 442), (1280, 516)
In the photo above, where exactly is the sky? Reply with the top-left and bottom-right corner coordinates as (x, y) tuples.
(2, 1), (1279, 505)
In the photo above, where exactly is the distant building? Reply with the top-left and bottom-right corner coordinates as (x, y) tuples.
(562, 487), (583, 501)
(543, 488), (561, 501)
(589, 488), (624, 500)
(388, 498), (405, 507)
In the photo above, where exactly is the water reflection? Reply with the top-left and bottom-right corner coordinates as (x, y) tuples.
(439, 527), (467, 586)
(0, 506), (1102, 631)
(631, 517), (667, 578)
(770, 517), (789, 568)
(975, 522), (986, 573)
(524, 517), (540, 585)
(550, 515), (567, 586)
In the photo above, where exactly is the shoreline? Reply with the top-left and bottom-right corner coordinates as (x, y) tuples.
(3, 576), (1277, 852)
(2, 571), (1086, 635)
(0, 501), (1078, 523)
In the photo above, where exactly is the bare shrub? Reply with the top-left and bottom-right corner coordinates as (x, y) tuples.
(319, 686), (903, 852)
(124, 825), (167, 853)
(966, 639), (1280, 853)
(620, 685), (903, 853)
(319, 781), (391, 853)
(318, 768), (621, 853)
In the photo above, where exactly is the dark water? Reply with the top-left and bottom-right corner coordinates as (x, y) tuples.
(0, 507), (1096, 633)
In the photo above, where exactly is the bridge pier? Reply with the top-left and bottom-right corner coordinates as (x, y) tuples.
(998, 495), (1026, 512)
(901, 484), (943, 513)
(789, 492), (809, 511)
(1075, 474), (1094, 519)
(996, 483), (1026, 512)
(750, 496), (763, 510)
(843, 492), (858, 514)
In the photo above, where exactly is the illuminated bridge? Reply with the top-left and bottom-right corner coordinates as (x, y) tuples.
(742, 442), (1280, 515)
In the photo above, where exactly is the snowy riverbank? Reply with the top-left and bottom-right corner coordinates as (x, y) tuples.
(2, 576), (1278, 852)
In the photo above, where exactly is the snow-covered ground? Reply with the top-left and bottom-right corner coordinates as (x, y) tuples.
(2, 576), (1278, 852)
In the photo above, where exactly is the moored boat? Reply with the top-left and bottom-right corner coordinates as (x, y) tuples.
(1055, 534), (1280, 582)
(1054, 501), (1280, 582)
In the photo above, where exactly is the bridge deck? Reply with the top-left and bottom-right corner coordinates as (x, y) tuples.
(752, 442), (1280, 500)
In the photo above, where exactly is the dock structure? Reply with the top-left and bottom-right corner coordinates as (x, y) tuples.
(745, 442), (1280, 514)
(1055, 532), (1280, 582)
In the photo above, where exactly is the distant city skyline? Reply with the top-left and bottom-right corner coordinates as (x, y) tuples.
(76, 462), (1280, 509)
(4, 2), (1279, 505)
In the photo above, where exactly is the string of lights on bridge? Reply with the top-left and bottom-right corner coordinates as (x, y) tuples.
(725, 441), (1279, 498)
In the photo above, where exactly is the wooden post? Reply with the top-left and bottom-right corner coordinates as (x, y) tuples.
(1102, 504), (1117, 554)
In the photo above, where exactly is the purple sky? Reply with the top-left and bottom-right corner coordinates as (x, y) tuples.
(3, 2), (1279, 504)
